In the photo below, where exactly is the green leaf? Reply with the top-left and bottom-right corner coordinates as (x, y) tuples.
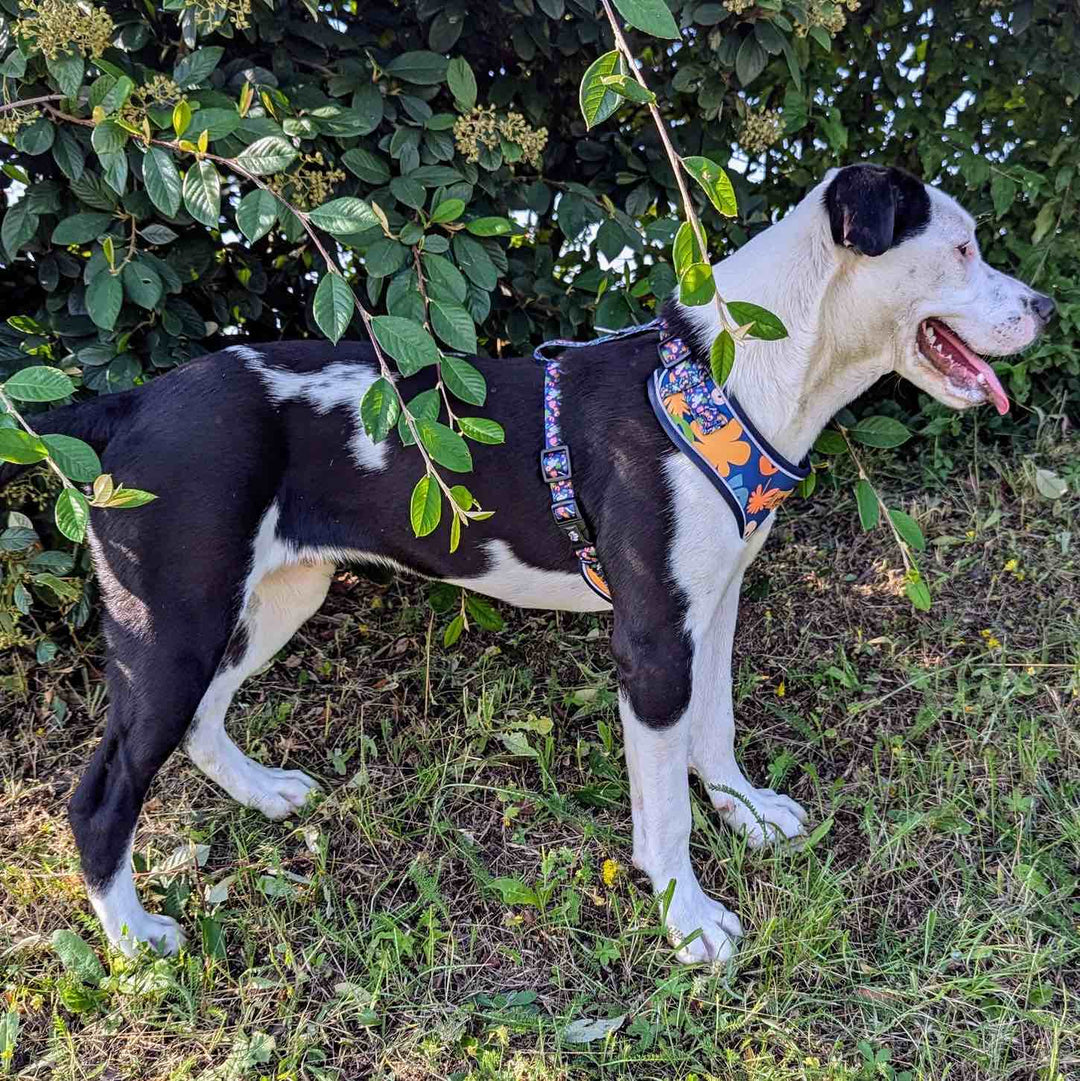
(50, 929), (104, 987)
(611, 0), (680, 39)
(431, 198), (465, 224)
(735, 34), (768, 85)
(308, 196), (378, 236)
(682, 156), (738, 217)
(182, 160), (221, 228)
(341, 148), (391, 186)
(417, 418), (473, 472)
(387, 51), (449, 85)
(370, 316), (440, 377)
(86, 270), (123, 330)
(360, 377), (400, 442)
(236, 189), (278, 243)
(423, 253), (468, 303)
(854, 479), (879, 531)
(173, 46), (224, 88)
(312, 273), (354, 345)
(991, 172), (1017, 219)
(55, 488), (90, 543)
(121, 261), (163, 310)
(101, 486), (156, 508)
(813, 429), (847, 455)
(889, 509), (926, 551)
(143, 147), (182, 217)
(446, 56), (477, 111)
(0, 428), (49, 464)
(579, 51), (623, 129)
(727, 301), (788, 340)
(466, 594), (504, 630)
(42, 435), (101, 482)
(185, 107), (241, 141)
(90, 120), (127, 155)
(2, 201), (39, 260)
(486, 876), (540, 905)
(236, 135), (297, 176)
(51, 211), (113, 246)
(709, 329), (735, 386)
(458, 416), (505, 444)
(430, 302), (478, 356)
(398, 388), (441, 446)
(672, 221), (702, 277)
(465, 216), (514, 236)
(904, 575), (931, 612)
(598, 73), (656, 105)
(47, 51), (84, 97)
(443, 613), (464, 646)
(4, 366), (74, 402)
(410, 474), (442, 537)
(850, 415), (911, 449)
(679, 262), (715, 306)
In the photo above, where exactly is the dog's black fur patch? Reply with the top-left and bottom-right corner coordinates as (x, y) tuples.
(823, 164), (931, 256)
(7, 317), (708, 890)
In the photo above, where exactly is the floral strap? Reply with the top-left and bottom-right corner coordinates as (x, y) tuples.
(648, 316), (811, 540)
(538, 319), (661, 602)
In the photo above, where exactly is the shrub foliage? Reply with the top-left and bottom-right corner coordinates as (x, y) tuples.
(0, 0), (1076, 655)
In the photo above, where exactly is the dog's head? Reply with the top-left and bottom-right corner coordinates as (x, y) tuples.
(819, 163), (1054, 415)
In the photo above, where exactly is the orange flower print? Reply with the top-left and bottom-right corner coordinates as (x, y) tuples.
(747, 484), (790, 515)
(696, 418), (752, 478)
(759, 455), (778, 476)
(747, 484), (772, 515)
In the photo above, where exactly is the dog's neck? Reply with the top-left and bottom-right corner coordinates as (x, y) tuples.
(676, 188), (892, 465)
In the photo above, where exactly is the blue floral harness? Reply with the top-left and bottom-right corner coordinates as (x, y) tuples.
(535, 317), (810, 601)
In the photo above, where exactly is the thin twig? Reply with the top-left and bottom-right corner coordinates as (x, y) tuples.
(598, 0), (730, 335)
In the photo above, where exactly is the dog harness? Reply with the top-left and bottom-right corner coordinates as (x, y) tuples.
(535, 316), (810, 602)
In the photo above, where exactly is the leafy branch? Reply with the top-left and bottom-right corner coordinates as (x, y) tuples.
(584, 0), (789, 387)
(34, 97), (499, 546)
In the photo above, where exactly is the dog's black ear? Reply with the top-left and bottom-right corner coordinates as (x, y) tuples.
(824, 164), (929, 257)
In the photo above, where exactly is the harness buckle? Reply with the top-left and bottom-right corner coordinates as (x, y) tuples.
(551, 499), (592, 546)
(540, 444), (572, 482)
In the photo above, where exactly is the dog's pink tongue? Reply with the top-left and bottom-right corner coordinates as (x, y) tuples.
(929, 319), (1010, 416)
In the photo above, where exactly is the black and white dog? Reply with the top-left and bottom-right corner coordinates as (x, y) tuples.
(4, 164), (1054, 961)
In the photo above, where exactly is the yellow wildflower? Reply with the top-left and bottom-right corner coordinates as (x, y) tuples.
(602, 858), (620, 888)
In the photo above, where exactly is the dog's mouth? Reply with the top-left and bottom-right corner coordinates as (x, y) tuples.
(916, 318), (1009, 415)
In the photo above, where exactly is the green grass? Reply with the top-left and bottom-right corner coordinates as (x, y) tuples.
(1, 434), (1078, 1080)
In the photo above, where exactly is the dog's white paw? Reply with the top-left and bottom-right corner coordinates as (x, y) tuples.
(663, 882), (742, 965)
(110, 912), (187, 957)
(239, 763), (320, 820)
(705, 782), (808, 847)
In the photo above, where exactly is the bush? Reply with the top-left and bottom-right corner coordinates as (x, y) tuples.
(0, 0), (1076, 658)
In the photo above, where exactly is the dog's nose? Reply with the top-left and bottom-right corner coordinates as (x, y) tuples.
(1028, 292), (1056, 324)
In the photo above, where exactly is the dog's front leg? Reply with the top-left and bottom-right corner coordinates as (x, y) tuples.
(687, 574), (808, 846)
(613, 617), (742, 964)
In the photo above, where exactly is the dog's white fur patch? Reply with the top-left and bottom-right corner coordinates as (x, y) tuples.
(87, 836), (186, 957)
(447, 539), (612, 612)
(226, 344), (265, 363)
(246, 359), (388, 471)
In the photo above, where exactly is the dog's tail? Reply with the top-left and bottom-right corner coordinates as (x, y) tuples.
(1, 392), (131, 491)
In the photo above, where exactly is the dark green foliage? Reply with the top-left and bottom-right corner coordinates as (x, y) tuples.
(0, 0), (1076, 656)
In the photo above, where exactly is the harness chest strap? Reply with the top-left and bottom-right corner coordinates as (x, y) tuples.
(537, 316), (810, 602)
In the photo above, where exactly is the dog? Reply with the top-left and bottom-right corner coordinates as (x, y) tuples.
(2, 163), (1054, 961)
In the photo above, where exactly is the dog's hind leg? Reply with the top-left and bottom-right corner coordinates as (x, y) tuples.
(184, 553), (332, 819)
(69, 567), (239, 956)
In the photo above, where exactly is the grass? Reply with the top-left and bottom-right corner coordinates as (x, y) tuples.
(1, 431), (1078, 1081)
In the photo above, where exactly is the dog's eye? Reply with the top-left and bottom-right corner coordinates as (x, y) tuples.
(957, 242), (971, 258)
